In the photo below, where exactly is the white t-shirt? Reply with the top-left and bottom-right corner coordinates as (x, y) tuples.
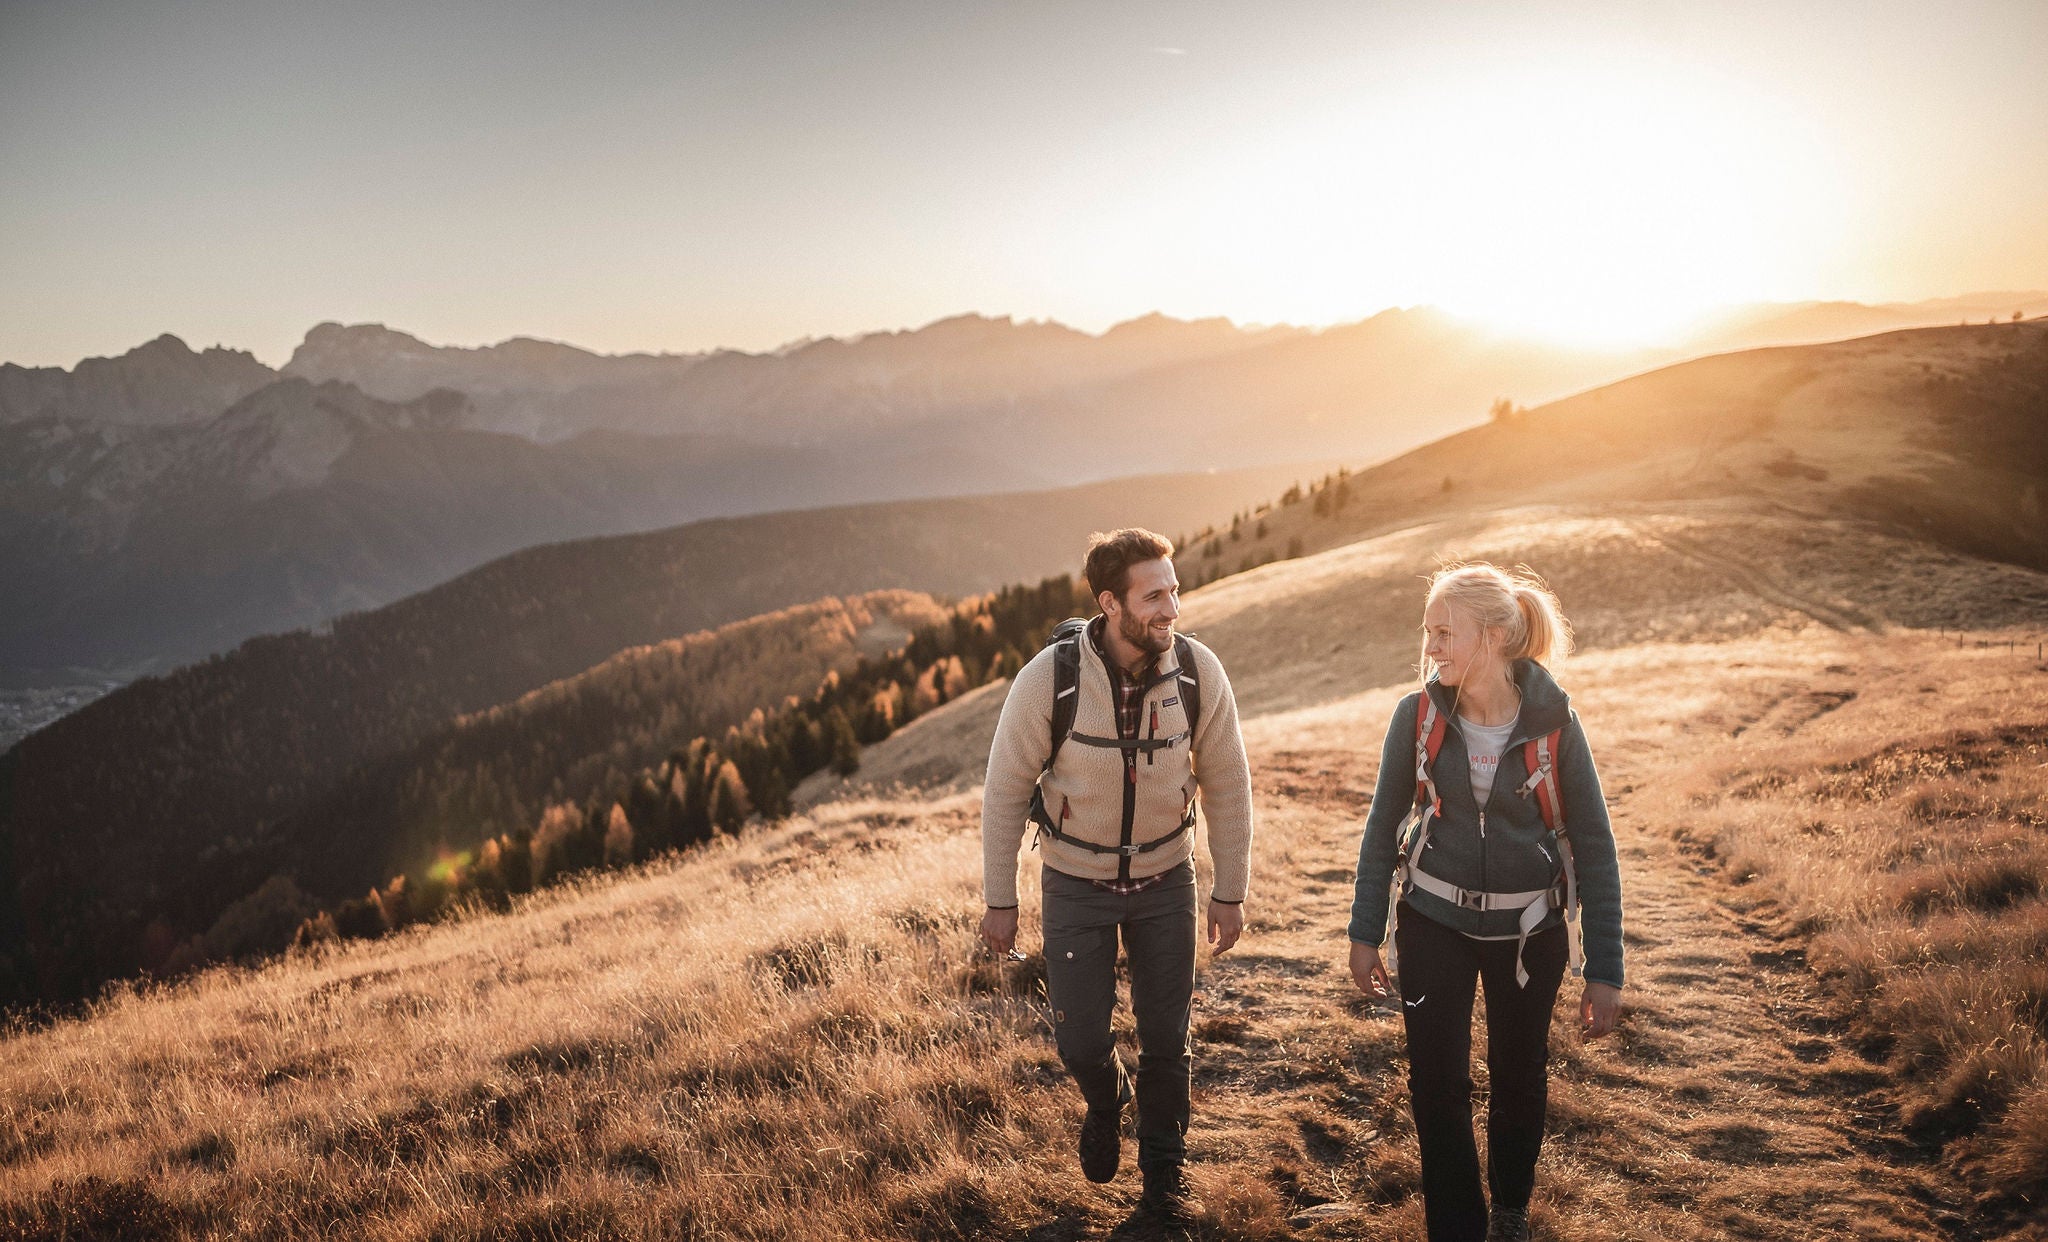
(1458, 711), (1518, 806)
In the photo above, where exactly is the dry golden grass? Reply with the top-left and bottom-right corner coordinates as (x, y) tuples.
(7, 626), (2045, 1239)
(2, 794), (1108, 1239)
(1635, 630), (2048, 1216)
(8, 495), (2048, 1239)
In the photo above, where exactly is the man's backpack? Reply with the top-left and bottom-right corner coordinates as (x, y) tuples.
(1394, 693), (1583, 984)
(1043, 617), (1201, 768)
(1026, 617), (1203, 857)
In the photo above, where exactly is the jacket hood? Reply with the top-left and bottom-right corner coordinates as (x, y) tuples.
(1423, 658), (1571, 740)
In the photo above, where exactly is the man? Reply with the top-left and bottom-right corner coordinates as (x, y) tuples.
(979, 528), (1255, 1222)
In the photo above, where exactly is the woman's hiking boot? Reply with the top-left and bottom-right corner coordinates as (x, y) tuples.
(1078, 1079), (1133, 1183)
(1140, 1163), (1196, 1224)
(1485, 1205), (1532, 1241)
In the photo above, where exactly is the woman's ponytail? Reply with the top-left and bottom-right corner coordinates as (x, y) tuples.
(1506, 576), (1573, 667)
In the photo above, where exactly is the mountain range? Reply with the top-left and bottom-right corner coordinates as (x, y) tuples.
(9, 295), (2040, 687)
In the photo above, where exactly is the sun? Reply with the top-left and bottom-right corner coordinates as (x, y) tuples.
(1091, 55), (1840, 349)
(1378, 65), (1827, 346)
(1363, 62), (1840, 345)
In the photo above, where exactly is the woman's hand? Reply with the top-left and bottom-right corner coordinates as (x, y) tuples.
(1349, 941), (1392, 999)
(1580, 981), (1621, 1038)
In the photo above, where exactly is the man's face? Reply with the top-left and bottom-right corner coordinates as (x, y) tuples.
(1104, 558), (1181, 657)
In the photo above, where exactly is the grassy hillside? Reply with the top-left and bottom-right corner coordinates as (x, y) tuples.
(0, 463), (1308, 1009)
(800, 501), (2048, 805)
(3, 511), (2043, 1238)
(1179, 321), (2048, 583)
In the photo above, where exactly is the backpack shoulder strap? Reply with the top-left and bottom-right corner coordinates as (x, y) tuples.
(1173, 634), (1201, 743)
(1044, 618), (1087, 772)
(1517, 728), (1567, 836)
(1413, 693), (1449, 814)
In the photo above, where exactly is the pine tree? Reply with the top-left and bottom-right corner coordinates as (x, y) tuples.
(678, 747), (714, 847)
(710, 761), (753, 832)
(826, 707), (862, 777)
(603, 804), (634, 868)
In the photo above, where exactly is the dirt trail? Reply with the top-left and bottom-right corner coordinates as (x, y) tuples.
(1148, 699), (1980, 1240)
(1633, 522), (1880, 633)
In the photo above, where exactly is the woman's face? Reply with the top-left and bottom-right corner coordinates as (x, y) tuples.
(1422, 598), (1499, 688)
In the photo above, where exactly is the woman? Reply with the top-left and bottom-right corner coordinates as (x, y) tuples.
(1347, 564), (1624, 1242)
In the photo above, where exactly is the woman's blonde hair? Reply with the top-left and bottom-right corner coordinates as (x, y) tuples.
(1420, 562), (1574, 679)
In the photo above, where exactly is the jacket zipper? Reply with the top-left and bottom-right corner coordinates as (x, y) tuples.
(1427, 683), (1563, 919)
(1117, 674), (1139, 882)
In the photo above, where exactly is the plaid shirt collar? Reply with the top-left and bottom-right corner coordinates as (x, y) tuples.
(1087, 615), (1159, 741)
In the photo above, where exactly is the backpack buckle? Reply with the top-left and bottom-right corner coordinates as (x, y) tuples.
(1118, 844), (1143, 857)
(1457, 889), (1486, 911)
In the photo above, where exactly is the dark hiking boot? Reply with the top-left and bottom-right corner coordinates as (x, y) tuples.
(1486, 1205), (1531, 1241)
(1140, 1163), (1197, 1224)
(1078, 1080), (1132, 1183)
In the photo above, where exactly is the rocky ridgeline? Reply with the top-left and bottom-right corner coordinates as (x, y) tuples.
(0, 333), (275, 427)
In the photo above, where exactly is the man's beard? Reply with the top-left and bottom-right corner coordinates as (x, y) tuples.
(1119, 610), (1172, 656)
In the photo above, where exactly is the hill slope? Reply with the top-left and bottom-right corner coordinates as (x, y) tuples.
(1163, 321), (2048, 592)
(797, 501), (2048, 804)
(3, 507), (2042, 1237)
(0, 464), (1304, 1008)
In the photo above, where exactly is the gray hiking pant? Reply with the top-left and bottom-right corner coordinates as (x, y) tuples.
(1040, 860), (1198, 1172)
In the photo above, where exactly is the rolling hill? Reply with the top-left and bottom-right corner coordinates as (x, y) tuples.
(3, 485), (2042, 1237)
(0, 463), (1308, 1008)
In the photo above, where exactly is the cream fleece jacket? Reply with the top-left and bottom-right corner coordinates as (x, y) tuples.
(980, 628), (1254, 908)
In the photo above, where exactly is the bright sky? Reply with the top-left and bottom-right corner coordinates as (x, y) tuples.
(4, 0), (2046, 366)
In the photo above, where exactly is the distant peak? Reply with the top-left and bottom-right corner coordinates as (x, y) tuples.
(917, 312), (1014, 334)
(298, 321), (429, 349)
(129, 333), (195, 357)
(1102, 311), (1245, 338)
(1104, 312), (1180, 335)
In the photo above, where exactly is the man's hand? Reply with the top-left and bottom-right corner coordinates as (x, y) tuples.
(1580, 981), (1622, 1038)
(979, 906), (1019, 956)
(1207, 900), (1244, 954)
(1348, 941), (1392, 999)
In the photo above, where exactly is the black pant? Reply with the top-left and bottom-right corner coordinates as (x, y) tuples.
(1394, 901), (1568, 1242)
(1041, 861), (1197, 1171)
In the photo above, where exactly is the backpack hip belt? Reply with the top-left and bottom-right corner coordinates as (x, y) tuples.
(1028, 787), (1197, 856)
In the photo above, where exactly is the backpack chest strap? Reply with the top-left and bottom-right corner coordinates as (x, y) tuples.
(1066, 730), (1190, 753)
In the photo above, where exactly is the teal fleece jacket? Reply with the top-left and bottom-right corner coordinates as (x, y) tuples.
(1347, 659), (1626, 990)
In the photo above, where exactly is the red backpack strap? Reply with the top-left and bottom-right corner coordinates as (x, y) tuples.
(1518, 729), (1566, 835)
(1413, 695), (1449, 816)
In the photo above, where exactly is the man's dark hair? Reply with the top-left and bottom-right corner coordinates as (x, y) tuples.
(1084, 528), (1175, 602)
